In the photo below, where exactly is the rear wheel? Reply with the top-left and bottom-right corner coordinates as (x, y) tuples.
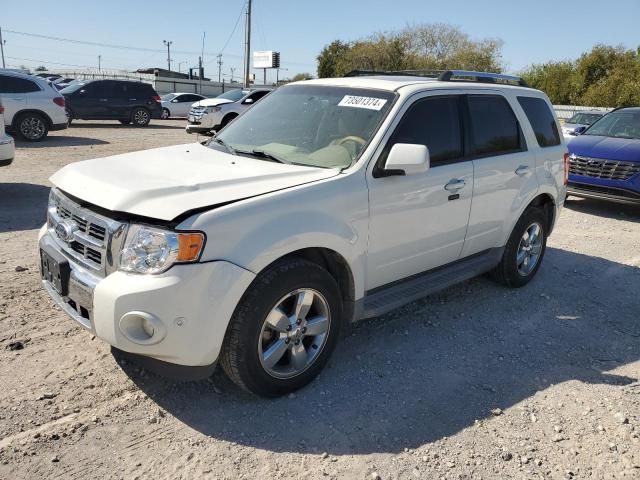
(220, 258), (343, 397)
(65, 108), (74, 126)
(16, 112), (48, 141)
(161, 108), (170, 120)
(131, 108), (150, 127)
(490, 207), (547, 288)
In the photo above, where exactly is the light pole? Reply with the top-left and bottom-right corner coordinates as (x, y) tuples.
(0, 27), (6, 69)
(98, 55), (101, 72)
(243, 0), (252, 88)
(230, 67), (236, 83)
(178, 61), (185, 73)
(277, 67), (288, 85)
(163, 40), (173, 71)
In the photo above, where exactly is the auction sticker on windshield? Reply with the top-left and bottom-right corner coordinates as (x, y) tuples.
(338, 95), (388, 111)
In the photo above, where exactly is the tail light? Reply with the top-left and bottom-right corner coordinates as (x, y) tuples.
(152, 95), (161, 102)
(53, 97), (65, 108)
(0, 105), (4, 114)
(563, 153), (570, 185)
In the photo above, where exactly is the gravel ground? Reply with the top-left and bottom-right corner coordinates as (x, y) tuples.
(0, 121), (638, 480)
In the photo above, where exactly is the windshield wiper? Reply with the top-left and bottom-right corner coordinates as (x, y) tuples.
(236, 148), (292, 165)
(212, 137), (236, 155)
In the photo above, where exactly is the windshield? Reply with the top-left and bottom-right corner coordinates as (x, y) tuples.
(583, 111), (640, 140)
(161, 93), (177, 101)
(59, 83), (85, 94)
(216, 89), (247, 102)
(566, 112), (603, 125)
(214, 85), (396, 169)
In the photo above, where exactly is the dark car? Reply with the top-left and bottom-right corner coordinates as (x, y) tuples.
(61, 80), (162, 127)
(567, 107), (640, 205)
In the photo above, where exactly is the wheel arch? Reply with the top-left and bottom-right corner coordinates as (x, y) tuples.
(526, 193), (556, 234)
(249, 247), (357, 323)
(12, 109), (53, 129)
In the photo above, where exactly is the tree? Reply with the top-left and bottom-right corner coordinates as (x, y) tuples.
(35, 65), (48, 72)
(316, 24), (504, 78)
(520, 61), (576, 105)
(291, 72), (314, 81)
(317, 40), (350, 78)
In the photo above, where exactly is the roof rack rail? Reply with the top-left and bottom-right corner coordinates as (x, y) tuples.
(344, 69), (530, 87)
(345, 69), (445, 78)
(438, 70), (529, 87)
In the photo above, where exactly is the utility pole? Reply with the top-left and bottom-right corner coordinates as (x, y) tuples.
(217, 53), (223, 83)
(98, 55), (101, 72)
(243, 0), (252, 88)
(230, 67), (236, 83)
(163, 40), (173, 71)
(0, 27), (6, 69)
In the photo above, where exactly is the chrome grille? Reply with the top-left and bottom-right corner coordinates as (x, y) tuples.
(47, 189), (126, 277)
(569, 155), (640, 181)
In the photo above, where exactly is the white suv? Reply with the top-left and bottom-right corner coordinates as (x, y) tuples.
(0, 100), (15, 166)
(39, 70), (567, 396)
(0, 69), (68, 141)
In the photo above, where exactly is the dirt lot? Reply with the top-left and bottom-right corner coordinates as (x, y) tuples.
(0, 121), (638, 480)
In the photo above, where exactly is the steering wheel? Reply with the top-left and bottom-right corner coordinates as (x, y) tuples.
(332, 135), (367, 148)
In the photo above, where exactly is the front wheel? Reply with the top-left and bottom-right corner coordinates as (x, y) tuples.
(161, 108), (170, 119)
(131, 108), (150, 127)
(220, 258), (343, 397)
(490, 207), (547, 288)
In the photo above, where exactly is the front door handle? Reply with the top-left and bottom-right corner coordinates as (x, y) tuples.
(515, 165), (530, 177)
(99, 98), (108, 102)
(444, 179), (466, 192)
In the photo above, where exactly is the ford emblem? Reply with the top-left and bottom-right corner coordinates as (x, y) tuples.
(54, 220), (78, 243)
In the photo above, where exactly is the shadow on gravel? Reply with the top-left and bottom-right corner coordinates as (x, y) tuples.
(565, 197), (640, 223)
(71, 122), (184, 130)
(122, 247), (640, 455)
(0, 183), (49, 233)
(14, 136), (109, 148)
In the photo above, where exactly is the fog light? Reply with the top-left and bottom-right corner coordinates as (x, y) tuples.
(119, 311), (166, 345)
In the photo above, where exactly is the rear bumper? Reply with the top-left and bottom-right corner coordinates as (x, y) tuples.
(50, 122), (68, 131)
(567, 182), (640, 205)
(0, 134), (15, 165)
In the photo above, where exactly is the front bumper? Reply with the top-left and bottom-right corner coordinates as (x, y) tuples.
(39, 226), (256, 368)
(567, 182), (640, 205)
(0, 134), (14, 166)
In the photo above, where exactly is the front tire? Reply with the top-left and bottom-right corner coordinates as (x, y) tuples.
(490, 207), (547, 288)
(220, 258), (343, 397)
(16, 112), (48, 141)
(131, 108), (151, 127)
(161, 108), (170, 119)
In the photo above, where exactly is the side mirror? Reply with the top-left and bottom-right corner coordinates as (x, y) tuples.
(383, 143), (430, 176)
(243, 98), (254, 104)
(171, 98), (179, 103)
(78, 89), (86, 96)
(573, 126), (587, 135)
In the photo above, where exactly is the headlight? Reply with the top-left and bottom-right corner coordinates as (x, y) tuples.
(119, 225), (205, 274)
(206, 106), (222, 113)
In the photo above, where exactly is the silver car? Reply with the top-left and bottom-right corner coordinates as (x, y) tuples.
(562, 110), (605, 139)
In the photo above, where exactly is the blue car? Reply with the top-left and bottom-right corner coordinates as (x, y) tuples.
(567, 107), (640, 205)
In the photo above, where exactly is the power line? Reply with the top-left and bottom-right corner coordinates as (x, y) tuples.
(220, 0), (246, 55)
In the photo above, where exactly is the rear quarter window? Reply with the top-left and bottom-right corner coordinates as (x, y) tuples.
(0, 75), (40, 94)
(517, 96), (561, 147)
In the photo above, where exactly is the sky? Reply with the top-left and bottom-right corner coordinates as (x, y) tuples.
(1, 0), (639, 83)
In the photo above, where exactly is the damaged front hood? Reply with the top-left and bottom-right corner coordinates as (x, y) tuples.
(50, 143), (339, 221)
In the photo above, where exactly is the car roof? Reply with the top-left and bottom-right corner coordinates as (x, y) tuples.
(168, 92), (203, 96)
(297, 75), (538, 95)
(614, 107), (640, 113)
(571, 110), (606, 115)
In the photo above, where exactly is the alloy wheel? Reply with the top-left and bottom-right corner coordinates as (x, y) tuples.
(258, 288), (331, 379)
(517, 222), (543, 276)
(20, 116), (46, 140)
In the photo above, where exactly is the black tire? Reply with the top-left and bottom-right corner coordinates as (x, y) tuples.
(130, 107), (151, 127)
(490, 207), (547, 288)
(161, 108), (170, 120)
(65, 108), (73, 126)
(119, 119), (131, 125)
(15, 112), (49, 141)
(220, 258), (343, 397)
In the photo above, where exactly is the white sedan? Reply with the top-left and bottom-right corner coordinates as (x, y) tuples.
(0, 102), (15, 167)
(160, 93), (207, 119)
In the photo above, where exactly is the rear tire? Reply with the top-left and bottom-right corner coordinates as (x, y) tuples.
(161, 108), (170, 120)
(16, 112), (49, 141)
(130, 108), (151, 127)
(220, 258), (343, 397)
(490, 207), (547, 288)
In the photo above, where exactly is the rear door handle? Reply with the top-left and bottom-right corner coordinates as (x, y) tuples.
(515, 165), (530, 176)
(444, 179), (466, 192)
(99, 98), (108, 102)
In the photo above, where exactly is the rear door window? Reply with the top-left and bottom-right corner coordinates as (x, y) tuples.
(0, 75), (41, 93)
(385, 95), (463, 166)
(467, 95), (525, 157)
(517, 96), (561, 147)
